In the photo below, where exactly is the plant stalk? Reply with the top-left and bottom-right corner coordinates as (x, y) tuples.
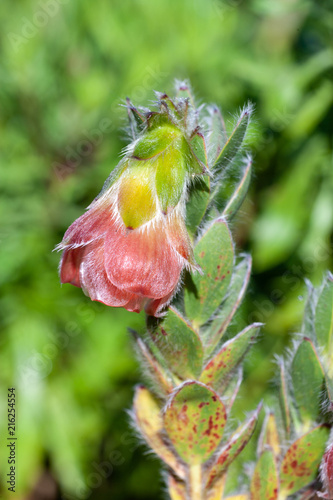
(189, 464), (202, 500)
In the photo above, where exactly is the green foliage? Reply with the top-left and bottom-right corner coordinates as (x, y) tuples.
(1, 0), (331, 498)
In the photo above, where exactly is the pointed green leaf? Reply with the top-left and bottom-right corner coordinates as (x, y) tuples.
(291, 338), (325, 425)
(184, 219), (234, 327)
(224, 367), (243, 412)
(133, 386), (186, 479)
(257, 413), (280, 458)
(207, 105), (227, 166)
(222, 157), (252, 220)
(279, 360), (291, 438)
(164, 381), (227, 465)
(280, 425), (330, 496)
(132, 331), (173, 395)
(213, 105), (252, 172)
(200, 323), (261, 390)
(189, 131), (208, 171)
(301, 279), (317, 341)
(186, 176), (210, 238)
(206, 403), (262, 489)
(151, 307), (204, 380)
(315, 272), (333, 355)
(250, 449), (279, 500)
(205, 255), (252, 354)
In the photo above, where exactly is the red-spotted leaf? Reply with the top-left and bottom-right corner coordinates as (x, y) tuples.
(206, 403), (262, 489)
(280, 425), (330, 496)
(250, 449), (279, 500)
(184, 219), (234, 327)
(164, 381), (227, 465)
(291, 338), (325, 425)
(222, 157), (252, 220)
(205, 255), (252, 355)
(133, 386), (186, 479)
(315, 272), (333, 355)
(200, 323), (261, 390)
(151, 307), (204, 380)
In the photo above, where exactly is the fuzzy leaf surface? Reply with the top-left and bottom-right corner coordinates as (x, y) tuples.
(280, 425), (330, 496)
(315, 272), (333, 355)
(186, 176), (210, 238)
(250, 449), (279, 500)
(184, 219), (234, 327)
(213, 106), (251, 173)
(291, 338), (325, 425)
(133, 386), (185, 479)
(258, 413), (280, 458)
(133, 332), (173, 394)
(200, 323), (261, 390)
(279, 360), (291, 438)
(206, 403), (262, 489)
(205, 255), (251, 354)
(164, 381), (226, 465)
(222, 157), (252, 220)
(152, 307), (204, 379)
(207, 105), (227, 166)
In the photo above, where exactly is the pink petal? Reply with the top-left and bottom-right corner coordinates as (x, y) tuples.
(145, 289), (175, 317)
(166, 213), (196, 266)
(104, 222), (183, 299)
(124, 295), (148, 313)
(60, 246), (86, 287)
(79, 240), (132, 307)
(61, 200), (116, 248)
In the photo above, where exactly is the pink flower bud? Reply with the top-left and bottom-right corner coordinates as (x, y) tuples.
(57, 94), (206, 316)
(321, 441), (333, 499)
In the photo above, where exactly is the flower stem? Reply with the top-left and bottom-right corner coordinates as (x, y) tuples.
(189, 464), (202, 500)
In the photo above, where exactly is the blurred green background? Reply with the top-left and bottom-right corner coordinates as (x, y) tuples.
(0, 0), (332, 498)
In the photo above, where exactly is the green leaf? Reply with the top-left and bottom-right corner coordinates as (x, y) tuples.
(206, 403), (262, 489)
(301, 279), (317, 342)
(200, 323), (261, 391)
(151, 307), (204, 380)
(206, 105), (227, 166)
(257, 413), (280, 458)
(213, 105), (252, 173)
(222, 157), (252, 220)
(250, 449), (279, 500)
(291, 338), (325, 426)
(164, 381), (227, 464)
(186, 176), (210, 238)
(204, 255), (252, 354)
(189, 131), (209, 171)
(315, 272), (333, 355)
(133, 386), (186, 479)
(132, 330), (174, 395)
(279, 360), (291, 438)
(184, 218), (234, 327)
(280, 425), (330, 496)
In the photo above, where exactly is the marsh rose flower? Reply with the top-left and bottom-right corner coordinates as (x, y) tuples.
(58, 99), (207, 316)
